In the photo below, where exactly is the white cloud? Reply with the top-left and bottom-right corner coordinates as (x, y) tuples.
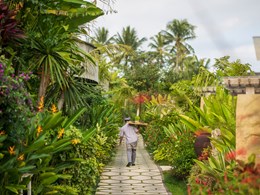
(94, 0), (260, 72)
(220, 17), (240, 30)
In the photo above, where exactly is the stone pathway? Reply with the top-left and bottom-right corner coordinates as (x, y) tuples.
(95, 135), (171, 195)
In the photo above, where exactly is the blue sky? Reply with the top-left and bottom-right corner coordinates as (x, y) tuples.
(94, 0), (260, 72)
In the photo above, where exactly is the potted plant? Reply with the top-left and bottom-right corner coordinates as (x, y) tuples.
(194, 129), (211, 157)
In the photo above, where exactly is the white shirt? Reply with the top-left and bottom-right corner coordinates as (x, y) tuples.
(120, 123), (138, 144)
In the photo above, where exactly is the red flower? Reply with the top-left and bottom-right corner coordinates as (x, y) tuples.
(225, 148), (247, 161)
(133, 94), (149, 104)
(195, 177), (200, 184)
(225, 151), (236, 161)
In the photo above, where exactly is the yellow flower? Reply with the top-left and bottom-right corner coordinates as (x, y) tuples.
(37, 125), (43, 137)
(57, 128), (65, 139)
(0, 131), (5, 135)
(51, 104), (58, 113)
(71, 139), (80, 145)
(17, 154), (25, 161)
(8, 146), (15, 155)
(38, 96), (44, 112)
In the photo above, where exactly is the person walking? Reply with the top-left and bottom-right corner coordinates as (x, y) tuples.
(119, 117), (139, 167)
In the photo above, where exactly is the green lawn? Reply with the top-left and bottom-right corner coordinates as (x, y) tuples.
(163, 171), (188, 195)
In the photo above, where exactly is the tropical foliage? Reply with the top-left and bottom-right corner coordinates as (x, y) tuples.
(58, 103), (121, 194)
(153, 124), (196, 179)
(1, 0), (259, 194)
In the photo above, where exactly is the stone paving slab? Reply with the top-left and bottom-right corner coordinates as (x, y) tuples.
(95, 135), (171, 195)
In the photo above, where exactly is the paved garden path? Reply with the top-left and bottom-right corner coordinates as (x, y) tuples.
(95, 135), (171, 195)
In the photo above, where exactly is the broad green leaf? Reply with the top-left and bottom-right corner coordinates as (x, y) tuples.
(62, 107), (87, 128)
(5, 186), (19, 194)
(18, 165), (36, 172)
(82, 128), (96, 142)
(39, 172), (56, 180)
(23, 137), (45, 153)
(56, 174), (72, 179)
(0, 135), (7, 142)
(41, 175), (58, 185)
(43, 112), (63, 130)
(179, 114), (202, 131)
(28, 154), (51, 161)
(36, 145), (55, 154)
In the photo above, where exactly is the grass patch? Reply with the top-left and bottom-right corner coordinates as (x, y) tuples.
(163, 170), (188, 195)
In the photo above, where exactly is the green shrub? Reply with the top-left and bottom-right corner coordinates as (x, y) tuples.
(59, 104), (121, 194)
(142, 94), (179, 153)
(153, 124), (196, 179)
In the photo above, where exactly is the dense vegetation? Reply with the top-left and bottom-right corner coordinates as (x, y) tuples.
(0, 0), (259, 194)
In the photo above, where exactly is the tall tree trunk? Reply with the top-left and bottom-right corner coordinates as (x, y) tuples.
(58, 91), (65, 110)
(38, 67), (50, 102)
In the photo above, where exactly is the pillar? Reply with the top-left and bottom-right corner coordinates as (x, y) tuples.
(236, 94), (260, 164)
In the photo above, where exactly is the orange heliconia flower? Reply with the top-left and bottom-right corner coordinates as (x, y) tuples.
(57, 128), (65, 139)
(17, 154), (25, 161)
(37, 125), (43, 137)
(8, 146), (16, 155)
(38, 96), (44, 112)
(71, 139), (80, 145)
(51, 104), (58, 113)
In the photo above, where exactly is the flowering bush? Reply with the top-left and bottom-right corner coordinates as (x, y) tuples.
(188, 153), (260, 195)
(0, 61), (34, 144)
(0, 96), (86, 194)
(142, 94), (179, 153)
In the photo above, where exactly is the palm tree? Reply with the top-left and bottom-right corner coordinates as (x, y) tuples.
(92, 27), (114, 46)
(114, 26), (147, 50)
(148, 32), (168, 68)
(90, 27), (133, 87)
(149, 33), (166, 54)
(162, 19), (196, 72)
(113, 26), (147, 72)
